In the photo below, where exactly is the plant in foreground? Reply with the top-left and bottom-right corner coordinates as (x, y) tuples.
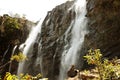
(1, 52), (48, 80)
(3, 72), (47, 80)
(0, 52), (27, 70)
(84, 49), (120, 80)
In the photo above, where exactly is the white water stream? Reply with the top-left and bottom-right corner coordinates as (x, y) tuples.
(9, 45), (18, 72)
(59, 0), (88, 79)
(17, 0), (73, 76)
(16, 0), (88, 80)
(17, 18), (45, 75)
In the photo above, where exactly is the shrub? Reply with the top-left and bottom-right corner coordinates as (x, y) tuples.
(3, 72), (43, 80)
(84, 49), (120, 80)
(0, 53), (47, 80)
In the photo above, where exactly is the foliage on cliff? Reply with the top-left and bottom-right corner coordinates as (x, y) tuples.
(0, 14), (27, 44)
(0, 14), (34, 58)
(0, 14), (35, 78)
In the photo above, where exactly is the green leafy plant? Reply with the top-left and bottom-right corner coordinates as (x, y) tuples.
(0, 52), (48, 80)
(10, 52), (27, 62)
(0, 52), (27, 70)
(3, 72), (47, 80)
(3, 16), (22, 30)
(84, 49), (120, 80)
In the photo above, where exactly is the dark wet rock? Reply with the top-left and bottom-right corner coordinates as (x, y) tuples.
(67, 65), (78, 78)
(37, 0), (120, 79)
(40, 1), (75, 80)
(81, 0), (120, 69)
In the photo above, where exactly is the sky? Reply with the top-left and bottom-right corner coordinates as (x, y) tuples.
(0, 0), (70, 22)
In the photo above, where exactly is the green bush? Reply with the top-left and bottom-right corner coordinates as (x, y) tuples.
(3, 72), (43, 80)
(0, 53), (47, 80)
(84, 49), (120, 80)
(3, 16), (22, 34)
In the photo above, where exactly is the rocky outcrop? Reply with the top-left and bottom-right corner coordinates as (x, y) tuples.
(0, 14), (35, 77)
(81, 0), (120, 69)
(40, 1), (75, 80)
(87, 0), (120, 57)
(39, 0), (120, 79)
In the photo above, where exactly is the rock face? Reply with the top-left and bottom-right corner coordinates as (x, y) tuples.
(81, 0), (120, 68)
(86, 0), (120, 57)
(0, 14), (35, 77)
(40, 1), (75, 79)
(40, 0), (120, 79)
(1, 0), (120, 79)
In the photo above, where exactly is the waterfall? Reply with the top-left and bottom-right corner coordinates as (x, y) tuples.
(59, 0), (88, 79)
(16, 0), (88, 79)
(17, 17), (45, 75)
(9, 45), (18, 72)
(17, 0), (71, 76)
(1, 45), (10, 62)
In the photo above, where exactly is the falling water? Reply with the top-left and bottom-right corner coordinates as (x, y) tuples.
(16, 0), (88, 79)
(9, 45), (18, 72)
(17, 0), (72, 76)
(11, 45), (18, 55)
(59, 0), (88, 79)
(17, 17), (45, 75)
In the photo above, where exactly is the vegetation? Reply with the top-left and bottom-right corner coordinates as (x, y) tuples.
(0, 52), (48, 80)
(0, 52), (26, 70)
(0, 14), (26, 41)
(3, 72), (45, 80)
(0, 14), (31, 79)
(0, 14), (40, 80)
(84, 49), (120, 80)
(10, 52), (27, 62)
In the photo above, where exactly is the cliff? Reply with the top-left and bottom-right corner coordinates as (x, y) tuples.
(40, 0), (120, 79)
(38, 1), (75, 79)
(85, 0), (120, 59)
(67, 1), (120, 79)
(1, 0), (120, 79)
(0, 14), (35, 77)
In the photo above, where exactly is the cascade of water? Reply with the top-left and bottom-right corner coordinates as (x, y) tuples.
(17, 17), (45, 75)
(59, 0), (88, 79)
(9, 45), (18, 72)
(17, 0), (71, 75)
(15, 0), (88, 79)
(11, 45), (18, 55)
(1, 45), (10, 62)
